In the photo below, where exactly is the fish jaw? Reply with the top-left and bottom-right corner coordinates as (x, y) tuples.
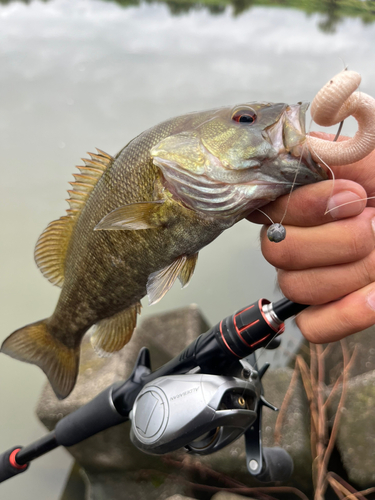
(151, 101), (327, 220)
(263, 102), (326, 185)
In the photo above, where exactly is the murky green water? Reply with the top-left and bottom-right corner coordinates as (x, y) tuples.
(0, 0), (374, 498)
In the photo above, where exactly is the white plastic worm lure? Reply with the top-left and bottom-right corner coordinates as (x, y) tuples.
(307, 70), (375, 166)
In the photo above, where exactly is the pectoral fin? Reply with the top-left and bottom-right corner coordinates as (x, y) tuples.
(95, 201), (165, 231)
(90, 303), (141, 356)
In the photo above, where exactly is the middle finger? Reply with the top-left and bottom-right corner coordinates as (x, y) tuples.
(248, 179), (367, 227)
(261, 207), (375, 270)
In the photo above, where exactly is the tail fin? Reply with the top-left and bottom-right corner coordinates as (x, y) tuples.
(1, 320), (79, 399)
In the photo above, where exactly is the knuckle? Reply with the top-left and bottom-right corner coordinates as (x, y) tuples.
(358, 252), (375, 286)
(277, 270), (316, 304)
(261, 232), (299, 270)
(348, 234), (371, 260)
(296, 314), (326, 343)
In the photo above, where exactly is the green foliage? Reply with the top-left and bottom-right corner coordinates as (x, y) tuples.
(109, 0), (375, 29)
(1, 0), (374, 31)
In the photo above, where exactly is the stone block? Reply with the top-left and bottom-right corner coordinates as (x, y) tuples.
(294, 326), (375, 386)
(327, 370), (375, 488)
(211, 494), (256, 500)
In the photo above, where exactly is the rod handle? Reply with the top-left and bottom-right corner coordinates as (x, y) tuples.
(0, 447), (29, 483)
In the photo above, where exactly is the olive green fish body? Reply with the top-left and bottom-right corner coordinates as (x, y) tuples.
(1, 102), (327, 398)
(50, 113), (231, 346)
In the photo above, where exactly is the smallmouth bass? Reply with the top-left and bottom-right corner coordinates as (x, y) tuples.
(1, 101), (326, 399)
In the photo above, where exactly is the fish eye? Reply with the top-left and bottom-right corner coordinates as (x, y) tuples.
(231, 108), (257, 124)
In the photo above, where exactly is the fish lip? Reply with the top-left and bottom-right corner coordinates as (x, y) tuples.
(267, 102), (328, 182)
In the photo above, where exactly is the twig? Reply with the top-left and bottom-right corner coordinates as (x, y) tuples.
(329, 472), (367, 500)
(323, 373), (343, 413)
(322, 342), (358, 469)
(315, 341), (359, 499)
(342, 487), (375, 500)
(274, 360), (301, 445)
(180, 480), (310, 500)
(314, 343), (327, 500)
(321, 343), (336, 361)
(310, 343), (318, 402)
(317, 344), (327, 458)
(296, 355), (318, 465)
(138, 467), (310, 500)
(162, 455), (245, 488)
(297, 355), (319, 434)
(326, 473), (348, 499)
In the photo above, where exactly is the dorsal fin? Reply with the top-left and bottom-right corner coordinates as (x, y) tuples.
(34, 149), (113, 287)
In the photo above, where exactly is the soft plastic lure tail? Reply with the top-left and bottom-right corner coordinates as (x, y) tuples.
(308, 70), (375, 166)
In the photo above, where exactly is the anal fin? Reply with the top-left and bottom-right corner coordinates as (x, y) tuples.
(95, 201), (166, 231)
(90, 303), (141, 356)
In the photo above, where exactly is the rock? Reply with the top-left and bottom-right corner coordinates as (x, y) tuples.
(294, 326), (375, 386)
(165, 496), (196, 500)
(325, 327), (375, 384)
(36, 305), (312, 499)
(211, 494), (257, 500)
(326, 370), (375, 488)
(261, 368), (312, 490)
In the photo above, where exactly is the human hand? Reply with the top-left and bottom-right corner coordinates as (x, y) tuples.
(248, 134), (375, 344)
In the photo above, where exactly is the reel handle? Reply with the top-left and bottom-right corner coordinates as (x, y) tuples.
(257, 447), (294, 482)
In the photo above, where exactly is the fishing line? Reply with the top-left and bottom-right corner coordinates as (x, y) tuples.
(324, 196), (375, 214)
(256, 208), (275, 225)
(263, 112), (344, 242)
(279, 142), (307, 226)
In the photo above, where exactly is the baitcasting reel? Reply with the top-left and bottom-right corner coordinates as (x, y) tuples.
(129, 356), (293, 481)
(130, 359), (261, 456)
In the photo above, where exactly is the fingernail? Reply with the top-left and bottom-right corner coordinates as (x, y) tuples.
(327, 191), (363, 219)
(367, 288), (375, 311)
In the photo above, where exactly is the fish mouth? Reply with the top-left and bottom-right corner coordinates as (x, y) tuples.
(264, 102), (327, 183)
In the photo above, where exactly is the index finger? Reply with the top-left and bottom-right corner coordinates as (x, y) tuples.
(247, 178), (367, 227)
(314, 133), (375, 204)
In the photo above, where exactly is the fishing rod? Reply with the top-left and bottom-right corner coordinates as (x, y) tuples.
(0, 297), (307, 485)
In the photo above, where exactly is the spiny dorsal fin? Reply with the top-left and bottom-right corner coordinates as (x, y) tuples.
(90, 303), (141, 356)
(35, 149), (114, 287)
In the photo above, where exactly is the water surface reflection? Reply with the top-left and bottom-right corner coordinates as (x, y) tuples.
(2, 0), (375, 31)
